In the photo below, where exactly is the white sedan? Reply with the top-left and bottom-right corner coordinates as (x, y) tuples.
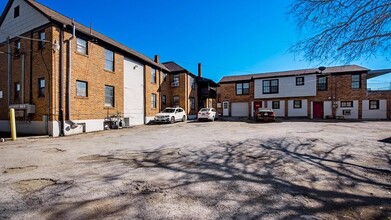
(197, 108), (217, 121)
(154, 107), (187, 123)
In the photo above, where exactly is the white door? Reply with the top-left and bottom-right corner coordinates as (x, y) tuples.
(223, 101), (229, 116)
(231, 102), (249, 117)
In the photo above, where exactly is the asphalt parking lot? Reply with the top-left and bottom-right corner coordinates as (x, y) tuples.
(1, 120), (391, 219)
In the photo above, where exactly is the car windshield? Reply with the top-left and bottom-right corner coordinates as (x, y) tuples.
(200, 108), (210, 112)
(162, 108), (175, 113)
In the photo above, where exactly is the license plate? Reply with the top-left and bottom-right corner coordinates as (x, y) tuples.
(264, 113), (268, 116)
(202, 113), (205, 115)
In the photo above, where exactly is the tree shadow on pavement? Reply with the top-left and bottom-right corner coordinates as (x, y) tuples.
(6, 137), (391, 219)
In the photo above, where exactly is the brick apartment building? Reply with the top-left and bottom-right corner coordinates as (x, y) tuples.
(0, 0), (218, 136)
(218, 65), (391, 120)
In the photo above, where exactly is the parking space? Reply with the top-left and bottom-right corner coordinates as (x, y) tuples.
(0, 121), (390, 219)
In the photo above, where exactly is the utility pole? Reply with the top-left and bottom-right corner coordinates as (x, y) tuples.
(7, 36), (10, 107)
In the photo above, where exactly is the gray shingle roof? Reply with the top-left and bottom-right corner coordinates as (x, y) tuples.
(219, 65), (370, 83)
(0, 0), (169, 71)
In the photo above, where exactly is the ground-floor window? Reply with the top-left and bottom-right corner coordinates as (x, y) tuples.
(76, 80), (88, 97)
(272, 101), (280, 109)
(293, 100), (302, 108)
(190, 97), (195, 110)
(38, 78), (45, 97)
(151, 93), (157, 109)
(369, 100), (379, 110)
(162, 95), (166, 106)
(173, 96), (179, 107)
(105, 85), (114, 107)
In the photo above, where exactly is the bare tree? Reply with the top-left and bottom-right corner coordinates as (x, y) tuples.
(288, 0), (391, 63)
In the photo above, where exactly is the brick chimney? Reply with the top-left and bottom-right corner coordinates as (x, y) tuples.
(154, 55), (160, 64)
(198, 63), (202, 78)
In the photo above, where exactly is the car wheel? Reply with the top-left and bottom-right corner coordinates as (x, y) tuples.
(182, 115), (186, 122)
(170, 116), (175, 124)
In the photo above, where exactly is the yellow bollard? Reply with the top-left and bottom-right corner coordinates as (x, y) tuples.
(9, 108), (17, 141)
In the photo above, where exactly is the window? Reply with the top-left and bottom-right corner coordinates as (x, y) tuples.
(172, 74), (179, 87)
(104, 85), (114, 107)
(190, 97), (195, 110)
(369, 100), (379, 110)
(39, 31), (46, 49)
(293, 100), (302, 108)
(263, 79), (278, 94)
(173, 96), (179, 106)
(272, 101), (280, 109)
(14, 82), (20, 99)
(296, 77), (304, 86)
(38, 78), (45, 97)
(351, 74), (361, 89)
(14, 6), (19, 18)
(0, 91), (3, 99)
(76, 80), (88, 97)
(163, 73), (167, 81)
(151, 93), (157, 108)
(343, 110), (351, 115)
(318, 77), (328, 91)
(76, 38), (87, 55)
(162, 95), (166, 105)
(15, 40), (20, 54)
(190, 77), (195, 89)
(151, 68), (156, 83)
(104, 49), (114, 71)
(340, 101), (353, 108)
(236, 82), (249, 95)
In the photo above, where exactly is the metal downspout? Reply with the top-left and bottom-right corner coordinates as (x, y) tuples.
(59, 28), (65, 136)
(67, 22), (75, 121)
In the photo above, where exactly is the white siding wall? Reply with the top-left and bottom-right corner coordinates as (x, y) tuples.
(254, 75), (316, 99)
(323, 101), (333, 118)
(362, 100), (387, 119)
(124, 57), (145, 125)
(336, 100), (359, 119)
(267, 100), (285, 117)
(0, 0), (49, 42)
(288, 99), (308, 117)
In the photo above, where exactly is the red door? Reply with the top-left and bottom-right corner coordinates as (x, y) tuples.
(313, 102), (323, 119)
(254, 101), (262, 113)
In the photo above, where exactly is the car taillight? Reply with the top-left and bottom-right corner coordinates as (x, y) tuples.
(272, 112), (275, 116)
(206, 112), (210, 115)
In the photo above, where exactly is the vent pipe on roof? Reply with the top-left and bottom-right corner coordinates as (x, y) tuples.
(154, 55), (160, 64)
(198, 63), (202, 78)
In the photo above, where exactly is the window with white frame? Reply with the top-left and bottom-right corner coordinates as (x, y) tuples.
(272, 101), (280, 109)
(151, 93), (157, 108)
(263, 79), (278, 94)
(340, 101), (353, 108)
(104, 49), (114, 71)
(351, 74), (361, 89)
(105, 85), (114, 107)
(77, 38), (87, 55)
(151, 68), (156, 83)
(76, 80), (88, 97)
(369, 100), (379, 110)
(293, 100), (302, 108)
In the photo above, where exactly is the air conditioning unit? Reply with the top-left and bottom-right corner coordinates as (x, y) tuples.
(9, 104), (36, 114)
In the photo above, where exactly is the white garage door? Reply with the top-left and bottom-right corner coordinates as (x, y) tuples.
(231, 102), (249, 117)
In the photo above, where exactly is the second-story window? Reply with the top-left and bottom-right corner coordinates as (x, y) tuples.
(77, 38), (87, 55)
(15, 40), (21, 54)
(172, 74), (179, 87)
(236, 82), (249, 95)
(104, 49), (114, 71)
(296, 77), (304, 86)
(263, 79), (278, 94)
(351, 74), (361, 89)
(151, 68), (156, 83)
(14, 6), (20, 18)
(39, 31), (46, 49)
(190, 77), (195, 89)
(340, 101), (353, 108)
(318, 76), (328, 91)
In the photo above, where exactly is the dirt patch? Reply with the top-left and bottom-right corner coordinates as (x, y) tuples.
(3, 165), (38, 174)
(14, 178), (56, 194)
(44, 148), (66, 153)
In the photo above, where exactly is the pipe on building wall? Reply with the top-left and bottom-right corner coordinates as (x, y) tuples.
(29, 31), (33, 103)
(7, 37), (10, 107)
(21, 53), (25, 104)
(59, 27), (65, 136)
(66, 22), (75, 121)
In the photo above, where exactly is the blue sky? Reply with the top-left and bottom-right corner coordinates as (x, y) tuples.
(0, 0), (389, 88)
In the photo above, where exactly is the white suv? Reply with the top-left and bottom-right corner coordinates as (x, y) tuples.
(154, 107), (187, 123)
